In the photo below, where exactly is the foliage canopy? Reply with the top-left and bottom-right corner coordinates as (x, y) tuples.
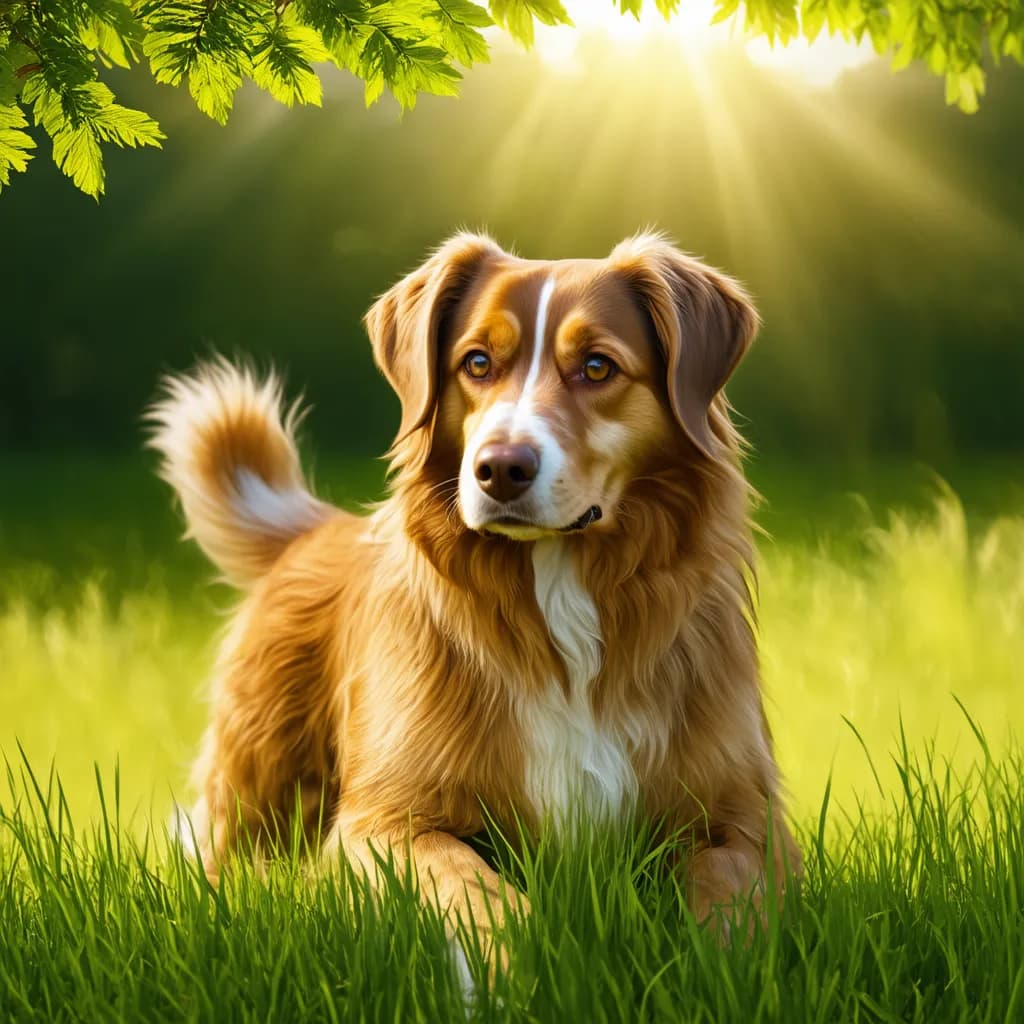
(1, 0), (1022, 198)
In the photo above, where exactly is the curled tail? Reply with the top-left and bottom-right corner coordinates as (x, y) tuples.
(147, 359), (336, 587)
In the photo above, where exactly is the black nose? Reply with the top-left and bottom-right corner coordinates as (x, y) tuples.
(474, 443), (540, 502)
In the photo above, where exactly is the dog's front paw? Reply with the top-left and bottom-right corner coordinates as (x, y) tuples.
(686, 846), (765, 944)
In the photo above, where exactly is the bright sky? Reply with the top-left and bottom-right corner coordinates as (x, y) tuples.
(532, 0), (877, 88)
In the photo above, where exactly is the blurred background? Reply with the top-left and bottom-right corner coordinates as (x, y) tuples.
(1, 9), (1022, 827)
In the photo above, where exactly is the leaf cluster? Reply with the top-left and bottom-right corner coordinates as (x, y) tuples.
(714, 0), (1024, 113)
(2, 1), (166, 196)
(0, 0), (508, 197)
(1, 1), (1022, 198)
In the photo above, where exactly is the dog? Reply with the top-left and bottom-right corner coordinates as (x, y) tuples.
(149, 231), (800, 953)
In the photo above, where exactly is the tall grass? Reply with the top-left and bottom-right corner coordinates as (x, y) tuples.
(1, 727), (1022, 1022)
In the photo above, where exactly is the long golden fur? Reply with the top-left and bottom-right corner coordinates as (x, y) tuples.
(148, 231), (800, 953)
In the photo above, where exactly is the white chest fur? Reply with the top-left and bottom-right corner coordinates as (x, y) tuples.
(520, 539), (638, 827)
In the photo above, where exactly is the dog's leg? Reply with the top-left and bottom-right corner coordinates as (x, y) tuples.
(684, 813), (800, 939)
(324, 823), (529, 967)
(685, 827), (763, 929)
(180, 729), (262, 881)
(181, 724), (329, 883)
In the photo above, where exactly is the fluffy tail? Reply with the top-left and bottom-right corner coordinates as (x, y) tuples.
(147, 359), (336, 587)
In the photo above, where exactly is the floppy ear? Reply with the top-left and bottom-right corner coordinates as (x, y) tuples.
(365, 232), (503, 444)
(609, 233), (760, 458)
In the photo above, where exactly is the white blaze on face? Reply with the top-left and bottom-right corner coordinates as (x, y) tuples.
(513, 276), (556, 426)
(458, 275), (570, 531)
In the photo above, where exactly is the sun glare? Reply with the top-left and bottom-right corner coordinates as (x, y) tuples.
(532, 0), (877, 88)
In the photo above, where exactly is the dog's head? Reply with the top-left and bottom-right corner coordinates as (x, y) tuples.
(366, 232), (758, 541)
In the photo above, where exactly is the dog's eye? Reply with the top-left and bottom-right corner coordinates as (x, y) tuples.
(582, 355), (616, 383)
(463, 351), (491, 380)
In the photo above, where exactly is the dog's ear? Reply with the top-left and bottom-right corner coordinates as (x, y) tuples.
(609, 233), (759, 458)
(365, 232), (504, 444)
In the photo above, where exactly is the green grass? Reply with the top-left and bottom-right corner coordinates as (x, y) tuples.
(2, 453), (1023, 1021)
(2, 735), (1023, 1022)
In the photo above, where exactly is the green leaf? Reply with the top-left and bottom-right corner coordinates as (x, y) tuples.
(945, 65), (984, 114)
(325, 21), (370, 74)
(865, 7), (889, 54)
(489, 0), (571, 48)
(393, 46), (462, 107)
(0, 42), (38, 105)
(434, 0), (493, 30)
(140, 0), (262, 91)
(989, 12), (1009, 61)
(801, 0), (827, 42)
(927, 39), (949, 75)
(0, 102), (36, 191)
(890, 43), (915, 71)
(358, 22), (462, 109)
(81, 19), (132, 70)
(22, 75), (74, 137)
(34, 30), (98, 114)
(250, 23), (328, 107)
(80, 0), (145, 69)
(91, 100), (165, 147)
(51, 121), (105, 197)
(23, 79), (162, 197)
(188, 50), (242, 123)
(428, 0), (492, 66)
(296, 0), (369, 53)
(710, 0), (741, 28)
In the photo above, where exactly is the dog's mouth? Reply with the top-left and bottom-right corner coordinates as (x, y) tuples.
(559, 505), (602, 532)
(481, 505), (602, 538)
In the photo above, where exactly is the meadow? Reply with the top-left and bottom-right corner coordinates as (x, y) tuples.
(2, 453), (1023, 1022)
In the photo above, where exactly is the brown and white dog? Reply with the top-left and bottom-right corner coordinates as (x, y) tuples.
(150, 231), (799, 951)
